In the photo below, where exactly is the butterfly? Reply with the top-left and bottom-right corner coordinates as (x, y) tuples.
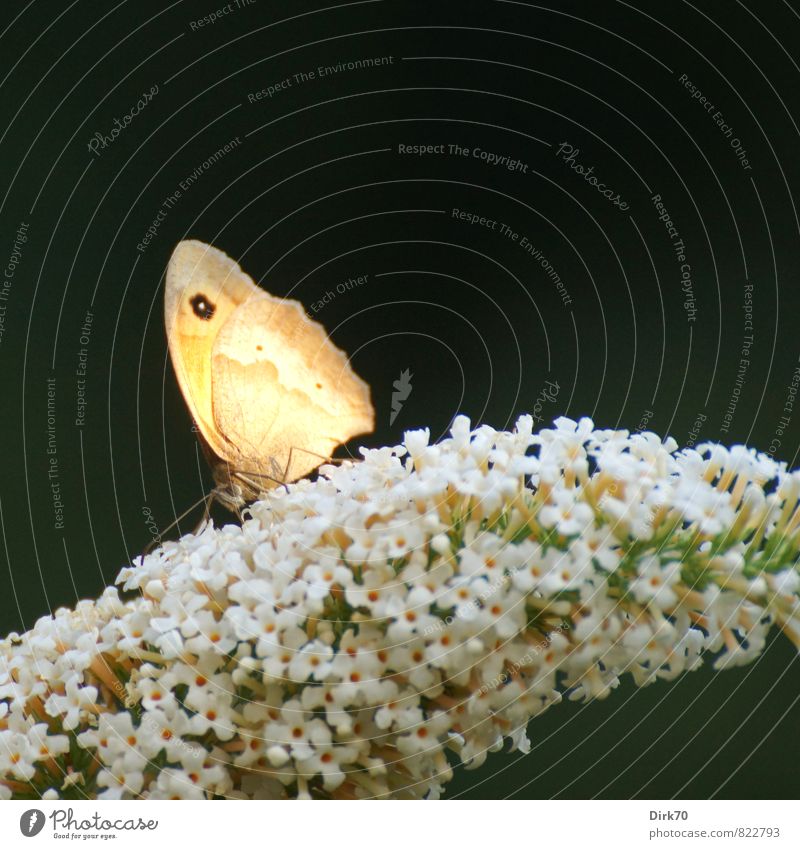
(164, 239), (374, 512)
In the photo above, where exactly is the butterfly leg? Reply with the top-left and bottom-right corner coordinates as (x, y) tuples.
(230, 448), (353, 503)
(232, 469), (286, 497)
(193, 487), (221, 534)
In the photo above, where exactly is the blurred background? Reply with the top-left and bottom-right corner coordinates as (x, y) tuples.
(1, 0), (799, 798)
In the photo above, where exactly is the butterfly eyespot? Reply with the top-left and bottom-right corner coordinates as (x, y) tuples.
(190, 293), (216, 320)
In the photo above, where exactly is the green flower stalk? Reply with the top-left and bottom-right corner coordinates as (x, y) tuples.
(2, 416), (799, 799)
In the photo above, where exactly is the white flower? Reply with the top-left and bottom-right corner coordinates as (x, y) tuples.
(395, 711), (453, 756)
(44, 675), (98, 730)
(96, 750), (147, 799)
(404, 427), (430, 459)
(538, 489), (594, 536)
(273, 700), (332, 762)
(296, 739), (359, 791)
(2, 413), (800, 800)
(288, 639), (334, 683)
(629, 557), (682, 610)
(78, 710), (139, 760)
(385, 586), (441, 641)
(0, 729), (37, 781)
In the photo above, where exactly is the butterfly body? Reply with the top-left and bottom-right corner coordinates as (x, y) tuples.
(164, 240), (374, 510)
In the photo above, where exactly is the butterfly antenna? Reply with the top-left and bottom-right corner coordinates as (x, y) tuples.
(140, 490), (216, 557)
(290, 445), (357, 467)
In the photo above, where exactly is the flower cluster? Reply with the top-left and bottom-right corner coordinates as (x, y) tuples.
(2, 416), (800, 799)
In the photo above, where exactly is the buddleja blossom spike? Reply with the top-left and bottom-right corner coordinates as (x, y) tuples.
(2, 416), (799, 799)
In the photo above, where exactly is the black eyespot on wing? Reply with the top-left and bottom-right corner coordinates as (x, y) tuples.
(190, 293), (216, 320)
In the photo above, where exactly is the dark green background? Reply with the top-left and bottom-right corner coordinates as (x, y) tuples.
(0, 0), (798, 798)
